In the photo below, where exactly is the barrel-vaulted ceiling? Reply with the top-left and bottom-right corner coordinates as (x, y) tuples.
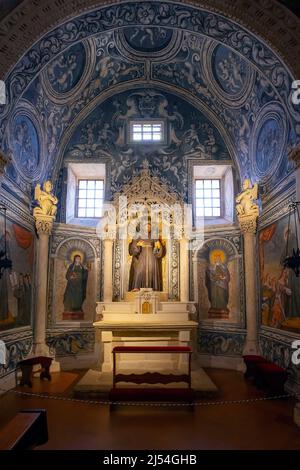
(0, 0), (299, 201)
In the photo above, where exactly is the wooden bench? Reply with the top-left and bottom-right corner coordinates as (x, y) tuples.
(243, 355), (287, 394)
(242, 355), (269, 379)
(0, 409), (48, 450)
(110, 346), (194, 408)
(18, 356), (53, 387)
(254, 362), (288, 394)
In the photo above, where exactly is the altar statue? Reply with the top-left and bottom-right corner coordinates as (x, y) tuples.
(63, 255), (89, 313)
(236, 179), (259, 217)
(129, 221), (165, 291)
(33, 181), (58, 218)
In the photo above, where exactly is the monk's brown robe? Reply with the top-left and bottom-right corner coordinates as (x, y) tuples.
(129, 239), (165, 291)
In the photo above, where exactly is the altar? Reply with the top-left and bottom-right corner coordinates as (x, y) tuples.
(93, 288), (197, 372)
(92, 165), (198, 375)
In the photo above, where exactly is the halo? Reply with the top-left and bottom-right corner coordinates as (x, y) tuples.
(69, 249), (85, 263)
(209, 249), (226, 264)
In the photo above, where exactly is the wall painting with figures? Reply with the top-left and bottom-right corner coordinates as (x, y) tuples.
(259, 216), (300, 332)
(197, 239), (242, 324)
(0, 215), (34, 331)
(60, 88), (230, 207)
(51, 239), (96, 323)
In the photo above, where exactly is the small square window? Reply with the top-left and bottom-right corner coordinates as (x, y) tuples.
(195, 179), (221, 218)
(77, 179), (104, 218)
(130, 120), (164, 143)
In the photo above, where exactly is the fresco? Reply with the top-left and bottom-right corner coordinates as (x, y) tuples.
(0, 217), (34, 331)
(197, 239), (241, 322)
(256, 118), (280, 174)
(11, 114), (39, 176)
(123, 26), (174, 52)
(211, 44), (248, 95)
(64, 88), (229, 201)
(252, 104), (287, 181)
(0, 2), (298, 196)
(47, 42), (86, 94)
(259, 216), (300, 332)
(52, 239), (96, 322)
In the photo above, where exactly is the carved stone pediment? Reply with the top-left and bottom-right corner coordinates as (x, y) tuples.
(113, 162), (182, 209)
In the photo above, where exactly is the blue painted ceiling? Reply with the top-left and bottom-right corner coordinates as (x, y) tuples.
(0, 1), (298, 200)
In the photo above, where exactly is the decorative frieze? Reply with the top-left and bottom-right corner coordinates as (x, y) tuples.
(0, 0), (299, 79)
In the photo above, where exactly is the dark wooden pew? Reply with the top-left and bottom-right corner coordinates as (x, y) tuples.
(0, 409), (48, 450)
(18, 356), (53, 387)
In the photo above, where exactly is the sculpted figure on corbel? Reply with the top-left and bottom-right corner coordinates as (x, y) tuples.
(33, 180), (58, 235)
(236, 179), (259, 234)
(33, 181), (58, 217)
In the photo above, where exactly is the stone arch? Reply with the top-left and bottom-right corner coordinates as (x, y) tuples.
(55, 80), (240, 180)
(0, 0), (298, 200)
(0, 0), (299, 78)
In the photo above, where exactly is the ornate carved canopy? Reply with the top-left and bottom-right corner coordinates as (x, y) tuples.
(112, 161), (182, 210)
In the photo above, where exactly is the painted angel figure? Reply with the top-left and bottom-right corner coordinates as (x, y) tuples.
(236, 179), (259, 217)
(33, 181), (58, 217)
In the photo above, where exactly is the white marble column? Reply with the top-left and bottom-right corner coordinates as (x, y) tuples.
(33, 216), (55, 355)
(236, 181), (260, 355)
(242, 227), (259, 354)
(103, 237), (113, 302)
(180, 236), (189, 302)
(33, 181), (58, 357)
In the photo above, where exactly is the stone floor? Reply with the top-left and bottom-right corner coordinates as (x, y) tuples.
(0, 368), (299, 449)
(73, 368), (218, 397)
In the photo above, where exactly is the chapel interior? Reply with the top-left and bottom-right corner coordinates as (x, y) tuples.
(0, 0), (300, 451)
